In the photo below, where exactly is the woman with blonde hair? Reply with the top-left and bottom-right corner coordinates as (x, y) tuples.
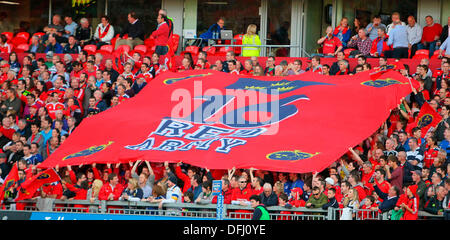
(341, 187), (360, 219)
(242, 24), (261, 57)
(120, 178), (143, 201)
(87, 179), (103, 203)
(333, 17), (351, 48)
(273, 181), (285, 197)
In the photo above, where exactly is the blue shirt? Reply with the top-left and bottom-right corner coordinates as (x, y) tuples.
(40, 129), (52, 148)
(283, 181), (292, 195)
(291, 179), (304, 190)
(440, 140), (450, 158)
(387, 24), (409, 48)
(64, 22), (78, 38)
(440, 37), (450, 53)
(366, 23), (387, 40)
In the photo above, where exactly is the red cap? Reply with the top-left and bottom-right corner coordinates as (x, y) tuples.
(0, 63), (9, 68)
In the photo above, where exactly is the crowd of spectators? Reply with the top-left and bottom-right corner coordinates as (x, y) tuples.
(0, 9), (449, 220)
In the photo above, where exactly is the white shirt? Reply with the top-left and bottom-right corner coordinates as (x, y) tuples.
(406, 23), (423, 45)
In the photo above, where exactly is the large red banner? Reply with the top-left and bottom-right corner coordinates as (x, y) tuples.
(39, 69), (416, 173)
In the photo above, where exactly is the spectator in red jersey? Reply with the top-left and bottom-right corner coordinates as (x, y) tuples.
(359, 195), (378, 220)
(370, 26), (391, 58)
(150, 14), (170, 56)
(316, 26), (343, 57)
(0, 34), (12, 54)
(240, 59), (254, 75)
(419, 15), (443, 58)
(98, 173), (124, 201)
(399, 185), (419, 220)
(212, 178), (232, 204)
(231, 176), (253, 206)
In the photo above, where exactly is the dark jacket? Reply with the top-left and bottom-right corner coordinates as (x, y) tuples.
(75, 26), (93, 43)
(28, 43), (46, 54)
(63, 44), (81, 54)
(132, 81), (147, 95)
(424, 196), (445, 216)
(322, 197), (339, 210)
(374, 185), (398, 213)
(440, 25), (449, 44)
(121, 19), (145, 40)
(259, 192), (278, 207)
(45, 42), (63, 54)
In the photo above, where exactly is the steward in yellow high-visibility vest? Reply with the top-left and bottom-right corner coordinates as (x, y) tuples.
(242, 24), (261, 57)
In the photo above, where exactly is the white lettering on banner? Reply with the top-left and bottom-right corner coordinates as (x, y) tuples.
(125, 119), (265, 154)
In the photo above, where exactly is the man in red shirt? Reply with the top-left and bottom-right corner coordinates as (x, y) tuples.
(98, 173), (124, 201)
(231, 176), (253, 205)
(419, 15), (443, 58)
(371, 168), (391, 202)
(240, 59), (254, 75)
(150, 14), (170, 56)
(317, 26), (343, 57)
(45, 92), (65, 119)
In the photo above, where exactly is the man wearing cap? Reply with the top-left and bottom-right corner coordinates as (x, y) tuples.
(159, 173), (182, 210)
(411, 170), (427, 210)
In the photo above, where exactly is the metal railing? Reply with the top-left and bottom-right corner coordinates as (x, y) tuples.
(3, 199), (446, 220)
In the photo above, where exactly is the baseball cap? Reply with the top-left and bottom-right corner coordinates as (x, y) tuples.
(168, 174), (178, 185)
(46, 51), (54, 58)
(0, 63), (9, 68)
(325, 177), (335, 185)
(411, 170), (422, 177)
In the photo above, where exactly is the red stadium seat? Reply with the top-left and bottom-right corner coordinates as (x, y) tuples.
(114, 44), (131, 56)
(169, 34), (180, 53)
(202, 46), (216, 56)
(16, 32), (30, 41)
(14, 43), (29, 53)
(343, 48), (356, 57)
(83, 44), (97, 55)
(214, 46), (233, 56)
(415, 49), (429, 56)
(1, 32), (13, 42)
(431, 51), (444, 59)
(233, 34), (244, 56)
(96, 44), (114, 54)
(133, 45), (148, 55)
(144, 38), (155, 48)
(181, 45), (199, 56)
(413, 54), (429, 60)
(11, 37), (28, 47)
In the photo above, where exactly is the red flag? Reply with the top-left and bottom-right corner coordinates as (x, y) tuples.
(414, 102), (442, 138)
(39, 70), (417, 173)
(16, 168), (60, 201)
(0, 164), (19, 203)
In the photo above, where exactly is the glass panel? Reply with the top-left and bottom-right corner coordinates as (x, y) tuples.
(266, 0), (291, 57)
(108, 0), (161, 38)
(342, 0), (418, 28)
(197, 0), (261, 39)
(0, 0), (49, 34)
